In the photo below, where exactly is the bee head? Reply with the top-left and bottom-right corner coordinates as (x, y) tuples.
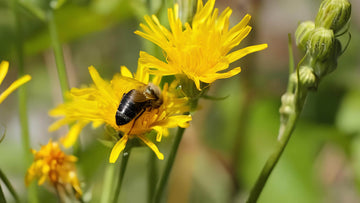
(144, 83), (163, 108)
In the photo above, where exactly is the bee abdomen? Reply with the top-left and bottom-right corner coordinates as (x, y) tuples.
(116, 90), (146, 126)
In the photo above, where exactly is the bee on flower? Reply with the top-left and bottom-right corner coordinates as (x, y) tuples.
(0, 61), (31, 104)
(25, 140), (82, 199)
(135, 0), (268, 91)
(48, 64), (191, 163)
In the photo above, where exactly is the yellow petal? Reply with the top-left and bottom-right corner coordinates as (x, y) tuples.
(200, 67), (241, 84)
(137, 134), (164, 160)
(0, 74), (31, 104)
(135, 63), (149, 84)
(0, 61), (9, 85)
(48, 104), (66, 117)
(120, 66), (133, 78)
(139, 51), (178, 75)
(226, 44), (268, 63)
(38, 175), (47, 185)
(152, 126), (164, 142)
(61, 121), (88, 148)
(109, 134), (129, 163)
(92, 120), (104, 128)
(48, 118), (69, 132)
(25, 166), (35, 186)
(152, 115), (192, 129)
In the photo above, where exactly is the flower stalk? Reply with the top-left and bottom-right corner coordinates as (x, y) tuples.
(153, 127), (186, 203)
(246, 0), (351, 201)
(47, 9), (83, 155)
(47, 10), (69, 97)
(112, 147), (132, 203)
(101, 164), (116, 203)
(9, 0), (38, 202)
(148, 151), (158, 203)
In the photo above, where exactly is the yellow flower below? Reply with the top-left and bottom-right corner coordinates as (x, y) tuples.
(135, 0), (268, 90)
(0, 61), (31, 104)
(49, 65), (191, 163)
(25, 140), (82, 198)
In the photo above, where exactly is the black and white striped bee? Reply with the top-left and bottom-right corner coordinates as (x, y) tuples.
(115, 83), (163, 126)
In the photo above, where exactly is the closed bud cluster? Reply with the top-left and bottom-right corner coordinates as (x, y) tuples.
(315, 0), (351, 34)
(293, 0), (350, 81)
(295, 21), (315, 51)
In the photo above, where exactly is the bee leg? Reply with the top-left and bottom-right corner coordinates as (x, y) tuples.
(127, 108), (147, 135)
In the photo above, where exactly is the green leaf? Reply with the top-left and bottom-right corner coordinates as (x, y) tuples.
(24, 0), (133, 55)
(18, 0), (47, 21)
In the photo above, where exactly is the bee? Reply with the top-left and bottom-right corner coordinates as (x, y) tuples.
(115, 83), (163, 126)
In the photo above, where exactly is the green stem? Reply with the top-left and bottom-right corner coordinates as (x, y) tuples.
(0, 169), (20, 203)
(47, 10), (69, 97)
(112, 149), (132, 203)
(9, 0), (38, 202)
(246, 83), (307, 202)
(47, 10), (81, 155)
(101, 164), (116, 203)
(246, 112), (300, 203)
(153, 127), (185, 203)
(0, 183), (5, 203)
(147, 151), (157, 203)
(287, 34), (295, 93)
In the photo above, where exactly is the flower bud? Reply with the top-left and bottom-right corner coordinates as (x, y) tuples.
(280, 93), (295, 115)
(299, 66), (317, 89)
(295, 21), (315, 51)
(308, 27), (334, 61)
(315, 0), (351, 34)
(313, 39), (341, 78)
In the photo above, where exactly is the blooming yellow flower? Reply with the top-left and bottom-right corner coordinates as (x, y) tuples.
(135, 0), (268, 90)
(25, 140), (82, 197)
(49, 65), (191, 163)
(0, 61), (31, 104)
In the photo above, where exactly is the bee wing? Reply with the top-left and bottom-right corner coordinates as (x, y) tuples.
(131, 90), (149, 103)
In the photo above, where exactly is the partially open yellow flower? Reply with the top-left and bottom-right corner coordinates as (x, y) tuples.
(135, 0), (268, 90)
(0, 61), (31, 104)
(25, 140), (82, 197)
(49, 65), (191, 163)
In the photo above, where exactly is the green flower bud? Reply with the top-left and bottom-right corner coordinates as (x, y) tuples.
(308, 27), (334, 61)
(295, 21), (315, 51)
(313, 39), (341, 78)
(299, 66), (317, 89)
(280, 93), (295, 115)
(315, 0), (351, 34)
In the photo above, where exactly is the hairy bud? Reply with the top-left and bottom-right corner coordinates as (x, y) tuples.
(315, 0), (351, 33)
(295, 21), (315, 51)
(308, 27), (334, 61)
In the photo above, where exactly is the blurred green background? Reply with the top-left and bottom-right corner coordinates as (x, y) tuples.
(0, 0), (359, 202)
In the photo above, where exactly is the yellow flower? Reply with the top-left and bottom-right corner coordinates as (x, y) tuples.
(0, 61), (31, 104)
(25, 140), (82, 197)
(49, 65), (191, 163)
(135, 0), (268, 90)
